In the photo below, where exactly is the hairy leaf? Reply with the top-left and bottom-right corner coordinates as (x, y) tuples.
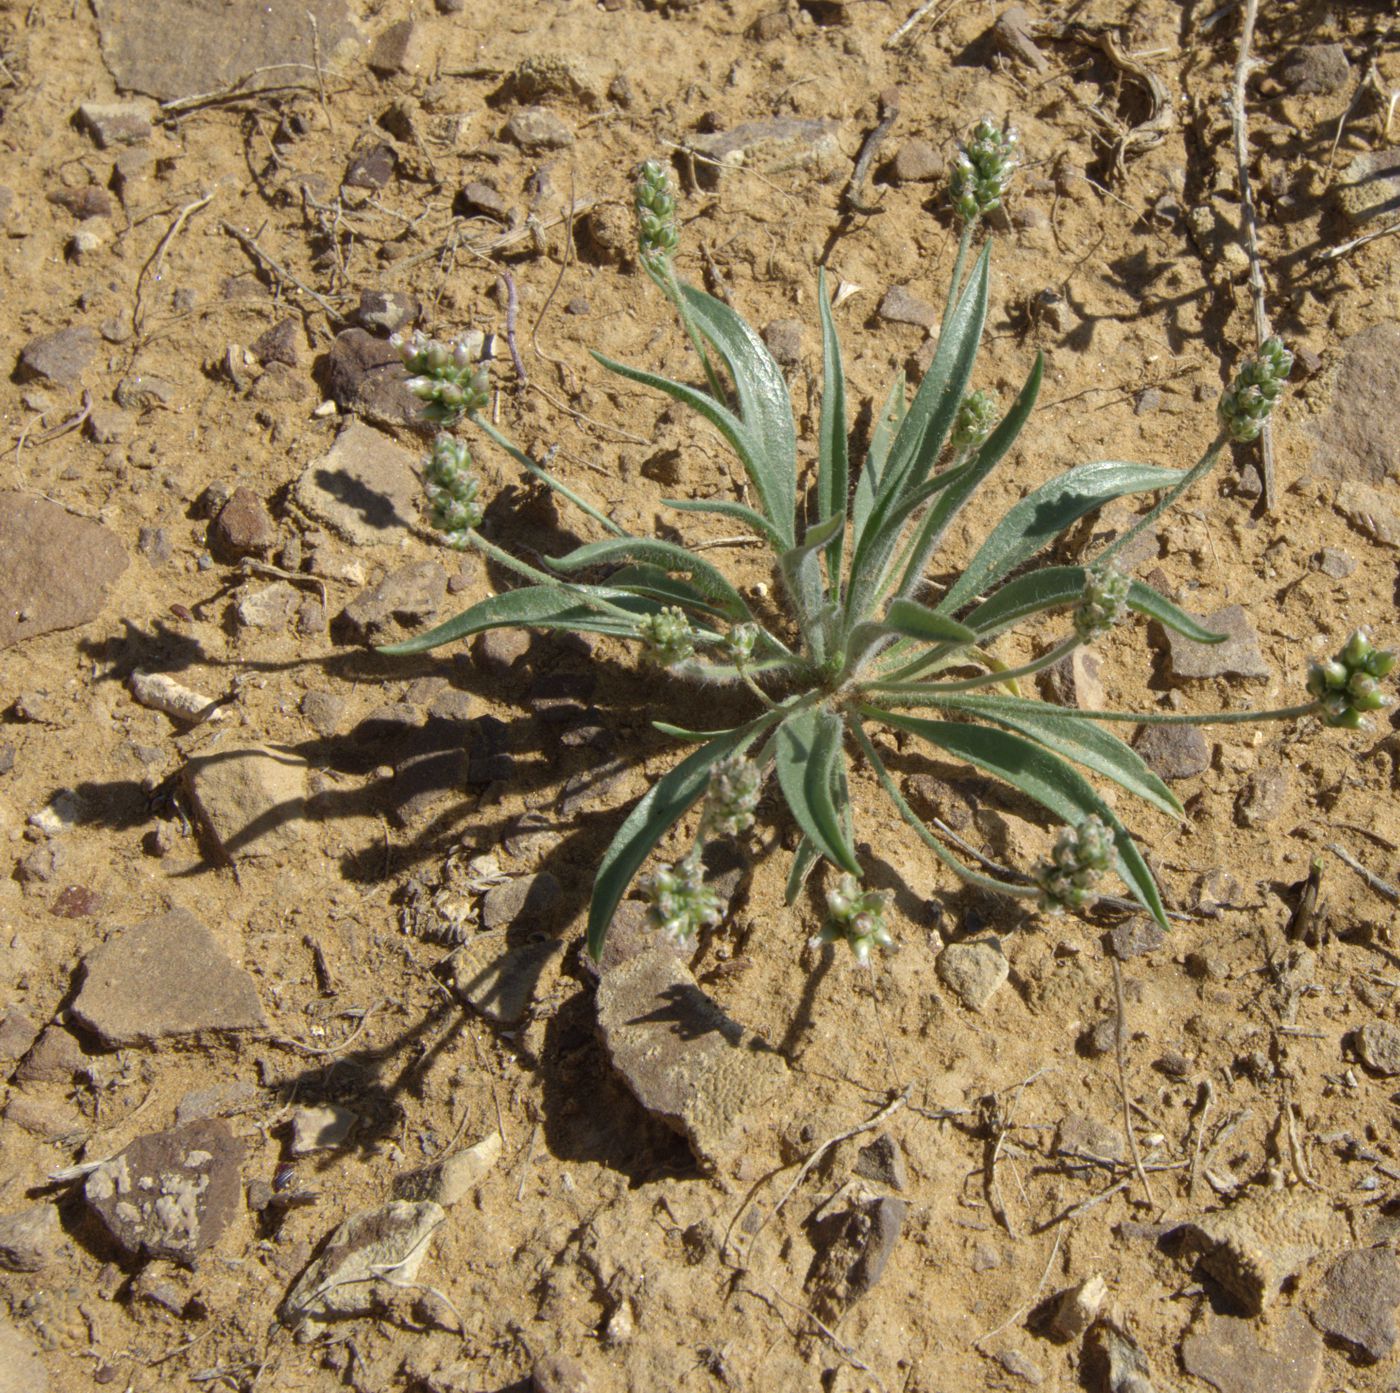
(775, 707), (861, 876)
(817, 268), (850, 591)
(549, 537), (751, 621)
(852, 367), (907, 554)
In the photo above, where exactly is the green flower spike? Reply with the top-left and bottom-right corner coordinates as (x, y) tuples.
(820, 874), (894, 965)
(393, 330), (491, 425)
(699, 755), (762, 839)
(423, 434), (483, 547)
(1074, 564), (1132, 643)
(1307, 628), (1395, 729)
(635, 159), (680, 266)
(638, 606), (696, 668)
(950, 388), (1000, 454)
(639, 857), (723, 943)
(724, 622), (759, 665)
(949, 117), (1019, 224)
(1034, 815), (1113, 913)
(1217, 337), (1293, 443)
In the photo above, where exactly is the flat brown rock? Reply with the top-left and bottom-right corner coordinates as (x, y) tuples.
(294, 421), (423, 546)
(0, 493), (128, 649)
(595, 944), (789, 1171)
(1180, 1307), (1321, 1393)
(70, 908), (266, 1047)
(1309, 324), (1400, 485)
(1311, 1245), (1400, 1362)
(183, 744), (307, 860)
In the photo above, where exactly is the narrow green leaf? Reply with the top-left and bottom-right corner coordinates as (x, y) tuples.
(588, 715), (779, 958)
(605, 563), (732, 619)
(548, 537), (751, 621)
(964, 566), (1084, 640)
(661, 496), (785, 551)
(1126, 581), (1228, 643)
(376, 585), (654, 655)
(894, 353), (1044, 611)
(775, 708), (861, 876)
(784, 834), (821, 905)
(936, 461), (1186, 618)
(653, 721), (744, 742)
(816, 267), (849, 590)
(852, 368), (906, 553)
(780, 514), (843, 655)
(882, 600), (977, 644)
(932, 693), (1183, 819)
(874, 712), (1167, 928)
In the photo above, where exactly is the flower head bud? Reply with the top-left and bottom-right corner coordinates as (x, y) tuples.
(950, 389), (1000, 454)
(638, 606), (696, 668)
(1035, 815), (1112, 913)
(1308, 628), (1395, 728)
(1074, 564), (1132, 643)
(1217, 337), (1293, 443)
(422, 433), (483, 545)
(635, 159), (680, 267)
(392, 330), (492, 425)
(638, 857), (723, 942)
(949, 117), (1019, 224)
(700, 755), (762, 839)
(820, 873), (893, 964)
(724, 622), (759, 665)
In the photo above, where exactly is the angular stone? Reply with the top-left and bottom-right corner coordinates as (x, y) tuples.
(289, 1104), (356, 1155)
(77, 100), (153, 147)
(296, 421), (423, 544)
(505, 53), (605, 108)
(761, 318), (804, 368)
(1054, 1112), (1123, 1164)
(354, 289), (418, 336)
(479, 872), (561, 931)
(280, 1200), (445, 1329)
(236, 580), (300, 629)
(92, 0), (357, 102)
(16, 326), (98, 387)
(212, 486), (276, 558)
(251, 317), (302, 367)
(472, 628), (531, 675)
(84, 1119), (244, 1263)
(321, 327), (429, 432)
(1045, 1273), (1106, 1341)
(13, 1026), (87, 1085)
(995, 1348), (1044, 1385)
(1134, 723), (1210, 780)
(340, 561), (446, 643)
(1335, 480), (1400, 547)
(1337, 148), (1400, 227)
(1235, 766), (1289, 828)
(532, 1355), (592, 1393)
(878, 285), (938, 330)
(1312, 1246), (1400, 1362)
(1164, 605), (1270, 680)
(0, 493), (128, 649)
(595, 945), (790, 1171)
(936, 937), (1008, 1012)
(502, 106), (574, 150)
(689, 117), (841, 190)
(854, 1133), (908, 1191)
(1309, 324), (1400, 486)
(368, 20), (422, 75)
(456, 181), (509, 222)
(300, 689), (346, 736)
(448, 934), (563, 1026)
(184, 744), (307, 860)
(1180, 1306), (1322, 1393)
(1178, 1189), (1335, 1315)
(808, 1192), (907, 1320)
(0, 1316), (48, 1393)
(48, 186), (113, 220)
(70, 908), (266, 1046)
(1108, 916), (1165, 960)
(0, 1204), (61, 1273)
(991, 5), (1049, 71)
(891, 138), (939, 183)
(344, 142), (396, 190)
(1316, 546), (1355, 578)
(1277, 43), (1349, 96)
(1042, 646), (1106, 710)
(1356, 1021), (1400, 1076)
(3, 1093), (84, 1142)
(394, 1131), (501, 1207)
(0, 1008), (41, 1064)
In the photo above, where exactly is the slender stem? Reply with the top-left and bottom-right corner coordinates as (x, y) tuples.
(851, 720), (1038, 900)
(1094, 436), (1226, 571)
(869, 635), (1081, 700)
(654, 260), (727, 404)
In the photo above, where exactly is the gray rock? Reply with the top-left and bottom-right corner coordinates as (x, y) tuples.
(343, 142), (396, 190)
(113, 373), (177, 410)
(991, 6), (1049, 72)
(505, 53), (606, 108)
(48, 185), (113, 220)
(16, 326), (98, 387)
(0, 1008), (41, 1064)
(532, 1355), (592, 1393)
(3, 1092), (84, 1142)
(70, 908), (266, 1046)
(84, 1119), (244, 1263)
(394, 1131), (501, 1207)
(1335, 480), (1400, 547)
(251, 317), (301, 366)
(77, 100), (152, 147)
(300, 689), (346, 736)
(1163, 604), (1270, 680)
(184, 744), (307, 860)
(1312, 1246), (1400, 1362)
(295, 421), (424, 545)
(0, 493), (128, 650)
(289, 1104), (356, 1155)
(1277, 42), (1349, 95)
(1045, 1273), (1106, 1341)
(1356, 1021), (1400, 1076)
(891, 138), (939, 183)
(236, 581), (300, 629)
(854, 1133), (908, 1191)
(456, 181), (509, 222)
(354, 289), (418, 336)
(689, 117), (841, 190)
(936, 937), (1008, 1012)
(279, 1200), (445, 1330)
(449, 934), (563, 1026)
(1086, 1319), (1157, 1393)
(368, 19), (422, 75)
(92, 0), (357, 102)
(13, 1026), (87, 1084)
(340, 561), (446, 643)
(1054, 1112), (1123, 1164)
(471, 628), (530, 674)
(479, 872), (562, 930)
(212, 487), (276, 558)
(878, 284), (939, 330)
(1309, 324), (1400, 486)
(807, 1192), (907, 1319)
(1179, 1306), (1322, 1393)
(503, 106), (574, 151)
(761, 318), (804, 368)
(174, 1080), (256, 1125)
(0, 1315), (48, 1393)
(1108, 916), (1165, 960)
(1134, 724), (1210, 780)
(1316, 546), (1355, 578)
(995, 1348), (1044, 1385)
(0, 1203), (61, 1272)
(1235, 766), (1289, 828)
(1337, 148), (1400, 227)
(1041, 646), (1106, 710)
(596, 945), (790, 1171)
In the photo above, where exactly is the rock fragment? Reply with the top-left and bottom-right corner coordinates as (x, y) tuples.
(289, 1104), (356, 1155)
(0, 1203), (62, 1272)
(279, 1200), (445, 1330)
(0, 493), (128, 649)
(448, 935), (563, 1027)
(340, 561), (446, 643)
(1355, 1021), (1400, 1076)
(505, 53), (605, 107)
(1044, 1273), (1106, 1341)
(70, 908), (266, 1046)
(0, 1315), (48, 1393)
(77, 100), (153, 147)
(354, 289), (418, 336)
(1336, 148), (1400, 227)
(878, 285), (938, 330)
(343, 143), (396, 190)
(1179, 1306), (1322, 1393)
(184, 745), (307, 860)
(1277, 43), (1350, 96)
(322, 327), (428, 430)
(761, 318), (804, 367)
(296, 421), (424, 545)
(479, 872), (561, 930)
(503, 106), (574, 150)
(689, 118), (842, 190)
(236, 581), (300, 630)
(1133, 724), (1209, 780)
(1235, 766), (1289, 828)
(84, 1119), (244, 1263)
(890, 138), (939, 183)
(1308, 324), (1400, 486)
(936, 937), (1008, 1012)
(16, 326), (98, 387)
(1087, 1319), (1156, 1393)
(1335, 480), (1400, 547)
(1163, 605), (1270, 680)
(394, 1132), (502, 1207)
(368, 19), (422, 75)
(1107, 917), (1165, 960)
(807, 1191), (907, 1320)
(991, 6), (1049, 71)
(128, 670), (222, 723)
(212, 487), (276, 558)
(0, 1009), (41, 1064)
(595, 945), (789, 1170)
(854, 1133), (908, 1191)
(1042, 647), (1106, 710)
(1311, 1245), (1400, 1363)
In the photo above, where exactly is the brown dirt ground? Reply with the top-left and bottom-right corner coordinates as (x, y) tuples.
(2, 0), (1400, 1390)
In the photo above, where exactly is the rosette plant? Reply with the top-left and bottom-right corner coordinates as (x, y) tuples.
(382, 123), (1390, 963)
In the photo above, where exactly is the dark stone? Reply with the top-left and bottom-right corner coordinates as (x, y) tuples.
(1312, 1246), (1400, 1362)
(854, 1133), (908, 1191)
(479, 872), (562, 930)
(50, 884), (101, 919)
(1277, 43), (1350, 96)
(455, 181), (509, 221)
(1133, 723), (1210, 780)
(13, 1025), (88, 1084)
(761, 319), (804, 368)
(48, 186), (113, 219)
(1107, 916), (1165, 960)
(368, 20), (420, 75)
(16, 325), (98, 387)
(211, 487), (276, 558)
(340, 561), (447, 643)
(354, 289), (418, 335)
(1309, 324), (1400, 486)
(344, 142), (397, 190)
(879, 285), (939, 330)
(251, 317), (302, 367)
(321, 329), (429, 432)
(300, 689), (346, 736)
(808, 1194), (908, 1318)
